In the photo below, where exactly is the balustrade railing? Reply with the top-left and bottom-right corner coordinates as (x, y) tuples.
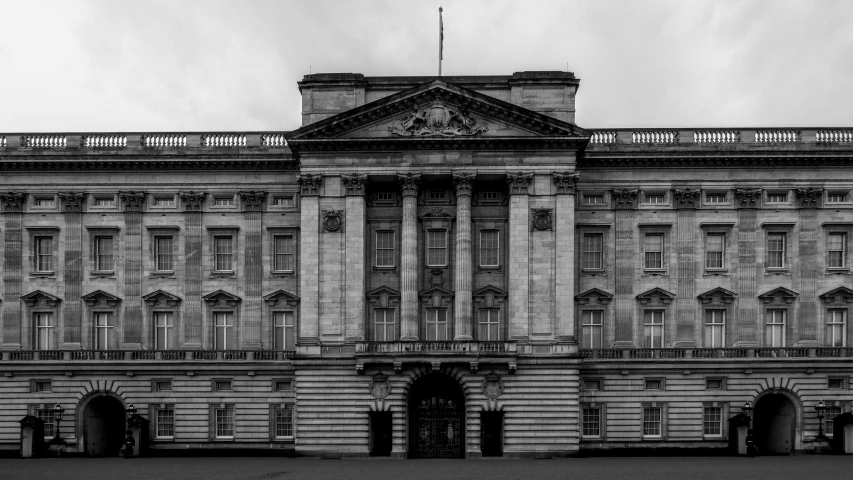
(202, 134), (247, 147)
(24, 135), (66, 148)
(144, 134), (186, 148)
(816, 130), (853, 143)
(580, 347), (853, 359)
(633, 130), (678, 144)
(590, 131), (617, 144)
(755, 130), (799, 143)
(355, 341), (515, 354)
(84, 135), (127, 148)
(261, 134), (287, 147)
(1, 136), (6, 147)
(0, 349), (296, 361)
(694, 130), (740, 144)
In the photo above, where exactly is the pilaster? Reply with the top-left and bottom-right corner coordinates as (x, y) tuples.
(673, 188), (699, 347)
(239, 191), (266, 349)
(612, 189), (638, 347)
(58, 192), (85, 349)
(298, 175), (322, 345)
(553, 172), (578, 342)
(507, 173), (531, 340)
(796, 187), (822, 345)
(180, 191), (205, 348)
(734, 188), (761, 346)
(119, 191), (145, 348)
(398, 173), (421, 341)
(0, 193), (24, 349)
(343, 174), (368, 342)
(453, 172), (475, 340)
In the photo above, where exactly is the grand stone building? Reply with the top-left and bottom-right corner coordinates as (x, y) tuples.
(1, 71), (852, 458)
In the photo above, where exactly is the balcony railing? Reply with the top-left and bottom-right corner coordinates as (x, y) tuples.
(356, 341), (516, 355)
(0, 132), (289, 151)
(0, 350), (296, 362)
(580, 347), (853, 359)
(586, 128), (853, 146)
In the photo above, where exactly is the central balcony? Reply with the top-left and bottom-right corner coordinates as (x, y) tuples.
(355, 341), (516, 355)
(353, 341), (520, 374)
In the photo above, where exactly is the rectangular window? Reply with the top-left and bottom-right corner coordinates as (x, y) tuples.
(767, 192), (788, 203)
(584, 380), (601, 391)
(376, 192), (394, 202)
(429, 190), (446, 200)
(642, 406), (663, 438)
(704, 310), (726, 348)
(480, 230), (499, 267)
(766, 233), (786, 268)
(644, 379), (662, 390)
(427, 229), (447, 267)
(828, 233), (846, 268)
(705, 193), (727, 203)
(154, 236), (174, 271)
(826, 309), (847, 347)
(480, 191), (499, 201)
(425, 308), (448, 341)
(828, 193), (849, 203)
(34, 197), (55, 208)
(214, 236), (233, 271)
(374, 309), (395, 342)
(274, 380), (293, 392)
(583, 194), (604, 205)
(93, 197), (115, 207)
(705, 233), (725, 269)
(644, 194), (665, 204)
(154, 312), (173, 350)
(214, 312), (234, 350)
(274, 405), (294, 439)
(153, 197), (175, 207)
(273, 312), (296, 350)
(643, 234), (664, 270)
(703, 406), (723, 437)
(581, 310), (603, 348)
(705, 378), (724, 390)
(34, 236), (54, 272)
(582, 234), (603, 270)
(375, 231), (395, 268)
(213, 197), (234, 206)
(35, 408), (55, 438)
(94, 236), (114, 271)
(765, 310), (786, 347)
(828, 378), (846, 389)
(35, 313), (53, 351)
(272, 195), (294, 207)
(582, 406), (601, 438)
(33, 380), (51, 392)
(643, 310), (664, 348)
(477, 309), (500, 341)
(215, 380), (232, 391)
(273, 235), (295, 272)
(94, 312), (112, 350)
(825, 406), (843, 437)
(155, 407), (175, 439)
(214, 406), (234, 438)
(154, 380), (172, 392)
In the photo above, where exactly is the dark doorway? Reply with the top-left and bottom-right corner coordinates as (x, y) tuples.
(409, 373), (465, 458)
(85, 395), (125, 456)
(754, 393), (796, 455)
(480, 411), (503, 457)
(369, 412), (393, 457)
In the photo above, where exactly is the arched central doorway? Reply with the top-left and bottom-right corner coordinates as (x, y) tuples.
(754, 393), (796, 455)
(409, 373), (465, 458)
(82, 395), (126, 456)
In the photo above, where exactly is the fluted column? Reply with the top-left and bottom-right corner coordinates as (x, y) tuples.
(297, 175), (323, 345)
(453, 172), (475, 340)
(120, 192), (146, 348)
(553, 173), (578, 342)
(673, 188), (700, 347)
(342, 174), (368, 341)
(507, 173), (532, 340)
(796, 187), (823, 345)
(398, 173), (421, 341)
(240, 191), (266, 349)
(180, 191), (206, 348)
(734, 188), (761, 347)
(613, 189), (638, 348)
(0, 193), (25, 350)
(58, 192), (85, 349)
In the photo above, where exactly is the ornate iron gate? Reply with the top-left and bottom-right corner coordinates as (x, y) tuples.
(411, 395), (463, 458)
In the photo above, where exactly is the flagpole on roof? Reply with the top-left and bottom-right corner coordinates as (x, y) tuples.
(438, 6), (443, 77)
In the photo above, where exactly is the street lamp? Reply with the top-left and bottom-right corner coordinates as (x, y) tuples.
(125, 403), (137, 425)
(741, 401), (753, 419)
(742, 401), (755, 456)
(123, 403), (137, 458)
(816, 400), (827, 439)
(52, 404), (64, 444)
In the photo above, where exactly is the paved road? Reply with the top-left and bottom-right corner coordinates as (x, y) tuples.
(1, 456), (850, 480)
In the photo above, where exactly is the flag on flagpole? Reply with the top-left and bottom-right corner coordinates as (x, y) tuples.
(439, 7), (443, 61)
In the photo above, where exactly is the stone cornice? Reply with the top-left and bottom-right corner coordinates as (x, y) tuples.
(552, 172), (579, 195)
(581, 154), (853, 169)
(0, 156), (293, 172)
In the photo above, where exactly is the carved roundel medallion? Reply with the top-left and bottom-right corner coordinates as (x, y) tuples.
(481, 371), (504, 400)
(531, 208), (553, 231)
(322, 210), (343, 232)
(369, 372), (391, 399)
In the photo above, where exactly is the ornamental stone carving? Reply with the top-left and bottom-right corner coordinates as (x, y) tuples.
(341, 173), (368, 196)
(179, 191), (207, 211)
(119, 191), (146, 212)
(397, 173), (422, 197)
(0, 192), (26, 212)
(369, 372), (391, 399)
(611, 189), (639, 209)
(239, 191), (267, 212)
(388, 97), (487, 137)
(322, 210), (344, 232)
(796, 187), (824, 208)
(297, 174), (322, 196)
(531, 208), (553, 231)
(506, 172), (533, 195)
(672, 188), (701, 209)
(58, 192), (86, 212)
(735, 188), (762, 209)
(552, 172), (579, 195)
(482, 371), (504, 400)
(452, 172), (475, 196)
(419, 207), (455, 219)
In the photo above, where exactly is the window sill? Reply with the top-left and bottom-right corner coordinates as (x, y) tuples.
(153, 437), (175, 442)
(30, 272), (56, 277)
(826, 268), (851, 275)
(211, 271), (236, 277)
(271, 271), (295, 277)
(151, 271), (176, 278)
(212, 437), (235, 442)
(91, 270), (115, 277)
(372, 266), (396, 272)
(274, 437), (295, 443)
(477, 265), (501, 272)
(581, 268), (606, 276)
(764, 269), (790, 276)
(703, 269), (730, 276)
(641, 436), (664, 442)
(642, 270), (668, 276)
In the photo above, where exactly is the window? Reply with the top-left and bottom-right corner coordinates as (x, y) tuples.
(583, 380), (601, 391)
(480, 191), (499, 201)
(828, 193), (848, 203)
(582, 234), (603, 270)
(828, 378), (846, 389)
(826, 310), (847, 347)
(35, 408), (55, 438)
(93, 197), (115, 207)
(34, 197), (55, 208)
(155, 406), (175, 439)
(767, 192), (788, 203)
(428, 190), (447, 201)
(214, 236), (233, 271)
(705, 193), (727, 204)
(154, 236), (174, 271)
(479, 230), (499, 267)
(274, 405), (294, 439)
(274, 235), (295, 272)
(154, 380), (172, 392)
(643, 234), (664, 270)
(94, 313), (112, 350)
(214, 312), (234, 350)
(272, 195), (294, 207)
(705, 233), (725, 269)
(215, 380), (232, 392)
(425, 308), (448, 341)
(644, 193), (665, 204)
(273, 312), (295, 350)
(274, 379), (293, 392)
(703, 406), (723, 437)
(34, 236), (54, 272)
(373, 309), (395, 342)
(32, 380), (51, 392)
(704, 310), (726, 348)
(154, 312), (174, 350)
(153, 197), (175, 207)
(427, 229), (447, 267)
(375, 231), (395, 268)
(583, 194), (604, 205)
(644, 379), (663, 390)
(34, 313), (53, 350)
(478, 309), (500, 341)
(766, 233), (786, 268)
(581, 311), (603, 348)
(94, 236), (114, 271)
(765, 310), (786, 347)
(214, 405), (234, 439)
(376, 192), (394, 202)
(825, 406), (843, 437)
(828, 233), (846, 268)
(643, 310), (664, 348)
(213, 197), (234, 206)
(642, 406), (663, 438)
(582, 406), (602, 438)
(705, 378), (724, 390)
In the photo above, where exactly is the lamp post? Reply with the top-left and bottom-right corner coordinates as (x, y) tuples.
(816, 400), (827, 440)
(125, 403), (137, 426)
(123, 403), (137, 458)
(52, 404), (64, 445)
(742, 401), (755, 456)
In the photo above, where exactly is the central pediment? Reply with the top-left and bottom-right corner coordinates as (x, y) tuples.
(287, 80), (588, 152)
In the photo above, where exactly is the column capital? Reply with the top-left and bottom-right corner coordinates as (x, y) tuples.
(239, 191), (267, 212)
(0, 192), (25, 213)
(796, 187), (823, 208)
(735, 188), (762, 209)
(119, 191), (147, 212)
(452, 172), (475, 197)
(506, 172), (533, 195)
(672, 188), (701, 209)
(179, 191), (207, 212)
(58, 192), (86, 213)
(611, 189), (638, 210)
(341, 173), (368, 196)
(397, 173), (422, 197)
(552, 172), (579, 195)
(297, 174), (323, 196)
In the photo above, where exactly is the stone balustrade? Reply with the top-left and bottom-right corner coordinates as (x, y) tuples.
(583, 128), (852, 147)
(84, 134), (127, 148)
(0, 349), (295, 362)
(580, 347), (853, 360)
(202, 134), (247, 147)
(24, 135), (67, 148)
(355, 341), (516, 355)
(693, 130), (740, 144)
(0, 132), (290, 151)
(632, 130), (678, 144)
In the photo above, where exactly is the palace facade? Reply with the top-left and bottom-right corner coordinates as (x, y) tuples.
(1, 71), (852, 458)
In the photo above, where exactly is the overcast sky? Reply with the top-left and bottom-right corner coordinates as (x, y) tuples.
(1, 0), (852, 132)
